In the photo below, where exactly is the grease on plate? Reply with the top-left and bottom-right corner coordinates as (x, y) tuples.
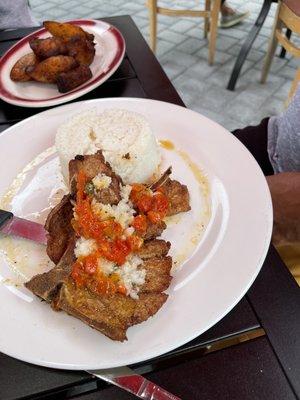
(159, 138), (211, 271)
(159, 139), (175, 151)
(0, 146), (67, 284)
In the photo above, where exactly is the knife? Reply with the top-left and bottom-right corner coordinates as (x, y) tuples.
(0, 209), (181, 400)
(0, 209), (47, 244)
(88, 366), (181, 399)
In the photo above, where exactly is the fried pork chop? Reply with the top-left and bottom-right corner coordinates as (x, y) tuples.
(45, 194), (74, 264)
(25, 151), (190, 341)
(163, 178), (191, 216)
(26, 242), (170, 341)
(57, 282), (168, 341)
(69, 152), (122, 204)
(137, 239), (170, 259)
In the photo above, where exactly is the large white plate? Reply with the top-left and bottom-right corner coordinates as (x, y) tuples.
(0, 20), (125, 107)
(0, 98), (272, 370)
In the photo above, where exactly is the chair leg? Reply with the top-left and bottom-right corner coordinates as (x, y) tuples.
(280, 28), (292, 58)
(147, 0), (157, 53)
(208, 0), (221, 65)
(261, 2), (282, 83)
(204, 0), (211, 39)
(285, 68), (300, 107)
(227, 0), (272, 91)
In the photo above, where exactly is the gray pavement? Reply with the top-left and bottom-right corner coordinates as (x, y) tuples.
(29, 0), (299, 130)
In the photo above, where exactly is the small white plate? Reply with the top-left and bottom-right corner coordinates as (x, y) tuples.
(0, 20), (125, 107)
(0, 98), (272, 370)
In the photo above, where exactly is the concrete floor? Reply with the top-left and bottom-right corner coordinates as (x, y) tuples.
(30, 0), (299, 130)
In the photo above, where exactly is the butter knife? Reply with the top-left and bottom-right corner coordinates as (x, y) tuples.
(0, 209), (47, 244)
(88, 366), (181, 399)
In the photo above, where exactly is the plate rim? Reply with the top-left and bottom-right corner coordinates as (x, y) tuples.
(0, 98), (273, 369)
(0, 19), (126, 108)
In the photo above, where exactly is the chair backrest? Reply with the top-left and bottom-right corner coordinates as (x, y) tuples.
(276, 2), (300, 58)
(281, 1), (300, 34)
(283, 0), (300, 18)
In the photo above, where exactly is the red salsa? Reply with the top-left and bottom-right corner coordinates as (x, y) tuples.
(70, 171), (168, 295)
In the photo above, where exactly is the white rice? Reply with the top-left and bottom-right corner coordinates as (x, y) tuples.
(55, 108), (161, 184)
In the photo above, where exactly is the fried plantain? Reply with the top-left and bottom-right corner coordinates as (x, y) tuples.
(65, 36), (95, 66)
(56, 65), (92, 93)
(26, 55), (78, 83)
(44, 21), (94, 42)
(30, 37), (67, 59)
(10, 52), (38, 82)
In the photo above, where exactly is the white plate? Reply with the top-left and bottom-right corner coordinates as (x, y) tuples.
(0, 20), (125, 107)
(0, 98), (272, 370)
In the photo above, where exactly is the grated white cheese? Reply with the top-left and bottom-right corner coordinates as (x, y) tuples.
(124, 227), (135, 237)
(97, 254), (145, 299)
(74, 238), (97, 258)
(98, 258), (116, 275)
(118, 255), (145, 299)
(92, 173), (112, 190)
(120, 184), (132, 202)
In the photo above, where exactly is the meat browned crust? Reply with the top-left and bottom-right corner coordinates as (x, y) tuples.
(56, 280), (168, 341)
(162, 179), (191, 216)
(69, 151), (122, 205)
(132, 293), (168, 325)
(45, 194), (74, 264)
(140, 256), (172, 293)
(25, 239), (76, 302)
(137, 239), (170, 259)
(57, 282), (131, 341)
(142, 220), (166, 240)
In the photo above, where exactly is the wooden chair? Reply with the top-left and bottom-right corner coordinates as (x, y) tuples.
(261, 0), (300, 101)
(147, 0), (221, 65)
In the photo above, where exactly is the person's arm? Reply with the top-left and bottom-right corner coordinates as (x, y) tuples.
(268, 86), (300, 174)
(266, 172), (300, 245)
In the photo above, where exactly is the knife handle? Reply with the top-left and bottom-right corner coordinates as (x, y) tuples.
(138, 380), (181, 399)
(115, 375), (181, 399)
(0, 209), (13, 228)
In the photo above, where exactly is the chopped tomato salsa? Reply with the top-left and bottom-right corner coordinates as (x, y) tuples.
(132, 215), (147, 233)
(73, 170), (134, 266)
(71, 171), (168, 296)
(71, 252), (126, 295)
(130, 183), (169, 224)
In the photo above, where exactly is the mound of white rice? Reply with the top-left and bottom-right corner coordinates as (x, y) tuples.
(55, 109), (161, 184)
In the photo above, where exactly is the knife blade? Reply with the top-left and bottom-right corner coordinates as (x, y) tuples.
(88, 366), (181, 400)
(0, 209), (47, 245)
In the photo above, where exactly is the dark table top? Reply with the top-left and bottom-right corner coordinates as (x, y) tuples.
(0, 15), (300, 400)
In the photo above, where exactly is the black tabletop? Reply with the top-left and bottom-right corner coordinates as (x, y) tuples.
(0, 16), (300, 400)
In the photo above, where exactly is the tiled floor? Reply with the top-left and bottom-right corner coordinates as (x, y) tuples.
(29, 0), (299, 130)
